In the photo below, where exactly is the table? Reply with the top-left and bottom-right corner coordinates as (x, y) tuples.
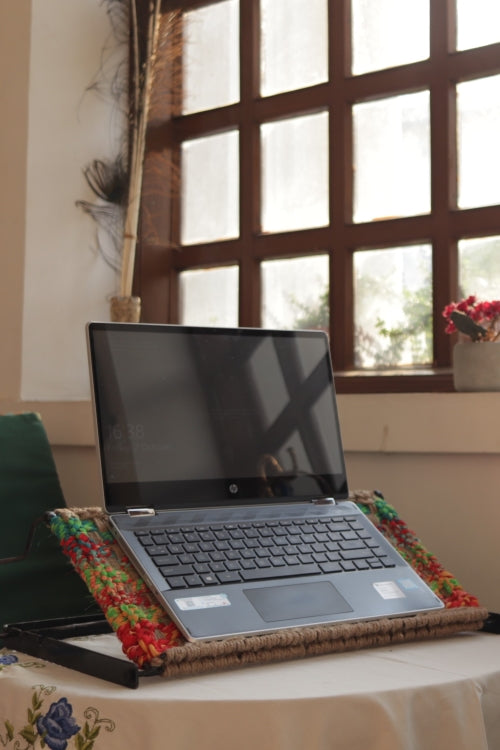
(1, 631), (499, 750)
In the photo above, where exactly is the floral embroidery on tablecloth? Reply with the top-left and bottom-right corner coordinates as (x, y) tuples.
(0, 682), (116, 749)
(0, 654), (18, 668)
(0, 652), (45, 672)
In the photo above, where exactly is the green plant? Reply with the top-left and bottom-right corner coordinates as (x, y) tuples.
(293, 288), (329, 331)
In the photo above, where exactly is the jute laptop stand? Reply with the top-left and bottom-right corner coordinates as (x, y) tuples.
(5, 491), (488, 687)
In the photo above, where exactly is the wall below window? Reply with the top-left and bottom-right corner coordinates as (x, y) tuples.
(345, 449), (500, 615)
(342, 393), (500, 613)
(338, 392), (500, 455)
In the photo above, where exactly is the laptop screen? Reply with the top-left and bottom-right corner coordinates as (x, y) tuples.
(88, 323), (348, 512)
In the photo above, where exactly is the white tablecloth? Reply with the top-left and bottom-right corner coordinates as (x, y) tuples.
(1, 632), (499, 750)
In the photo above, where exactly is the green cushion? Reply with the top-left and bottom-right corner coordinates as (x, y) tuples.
(0, 413), (99, 636)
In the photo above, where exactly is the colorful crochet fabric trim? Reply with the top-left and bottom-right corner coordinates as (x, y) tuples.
(49, 511), (183, 666)
(48, 491), (481, 669)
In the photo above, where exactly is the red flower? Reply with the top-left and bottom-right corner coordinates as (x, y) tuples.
(442, 296), (500, 342)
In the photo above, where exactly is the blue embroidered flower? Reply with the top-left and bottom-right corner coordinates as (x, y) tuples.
(36, 697), (80, 750)
(0, 653), (18, 666)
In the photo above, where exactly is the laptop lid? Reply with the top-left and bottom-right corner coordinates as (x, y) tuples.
(87, 323), (349, 514)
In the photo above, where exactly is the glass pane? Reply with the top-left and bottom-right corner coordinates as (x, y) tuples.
(261, 255), (329, 330)
(260, 0), (328, 97)
(261, 112), (329, 233)
(456, 0), (500, 51)
(458, 236), (500, 299)
(351, 0), (429, 75)
(179, 266), (239, 326)
(183, 0), (239, 115)
(354, 244), (432, 368)
(457, 75), (500, 210)
(353, 91), (430, 223)
(181, 130), (239, 245)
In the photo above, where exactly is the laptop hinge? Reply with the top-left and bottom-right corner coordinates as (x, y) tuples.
(127, 508), (156, 517)
(312, 496), (336, 505)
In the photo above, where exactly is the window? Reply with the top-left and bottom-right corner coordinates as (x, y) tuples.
(136, 0), (500, 393)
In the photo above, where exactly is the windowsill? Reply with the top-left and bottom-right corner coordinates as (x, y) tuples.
(2, 391), (499, 455)
(335, 368), (453, 394)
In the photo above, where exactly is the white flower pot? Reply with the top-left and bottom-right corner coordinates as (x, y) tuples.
(453, 342), (500, 392)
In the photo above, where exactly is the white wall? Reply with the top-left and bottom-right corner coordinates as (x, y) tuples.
(338, 394), (500, 612)
(21, 0), (118, 400)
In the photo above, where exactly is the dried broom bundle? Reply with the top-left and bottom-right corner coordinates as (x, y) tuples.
(78, 0), (177, 298)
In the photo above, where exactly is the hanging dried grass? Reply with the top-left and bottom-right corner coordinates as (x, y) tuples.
(77, 1), (180, 294)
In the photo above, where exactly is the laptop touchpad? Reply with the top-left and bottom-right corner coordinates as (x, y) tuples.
(244, 581), (353, 623)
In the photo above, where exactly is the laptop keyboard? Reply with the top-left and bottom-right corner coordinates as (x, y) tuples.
(134, 514), (397, 590)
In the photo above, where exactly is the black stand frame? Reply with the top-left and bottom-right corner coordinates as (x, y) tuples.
(2, 615), (163, 689)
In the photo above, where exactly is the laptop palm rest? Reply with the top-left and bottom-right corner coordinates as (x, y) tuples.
(244, 581), (353, 623)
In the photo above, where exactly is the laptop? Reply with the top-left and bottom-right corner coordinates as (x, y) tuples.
(87, 322), (443, 642)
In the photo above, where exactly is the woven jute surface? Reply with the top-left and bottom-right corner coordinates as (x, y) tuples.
(151, 607), (487, 678)
(49, 492), (488, 679)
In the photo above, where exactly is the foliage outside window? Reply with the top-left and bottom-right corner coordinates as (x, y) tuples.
(135, 0), (500, 393)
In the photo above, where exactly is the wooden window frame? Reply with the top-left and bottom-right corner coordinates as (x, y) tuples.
(134, 0), (500, 394)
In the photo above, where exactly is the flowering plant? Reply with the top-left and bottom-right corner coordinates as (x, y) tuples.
(442, 295), (500, 342)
